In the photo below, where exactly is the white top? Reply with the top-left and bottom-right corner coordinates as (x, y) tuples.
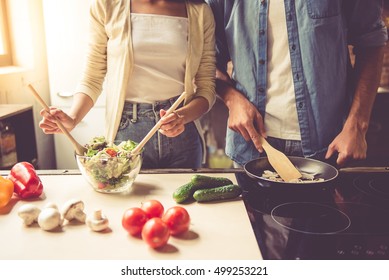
(265, 0), (301, 140)
(125, 13), (188, 103)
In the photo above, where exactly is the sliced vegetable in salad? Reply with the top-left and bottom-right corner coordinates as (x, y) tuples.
(78, 136), (141, 191)
(84, 136), (138, 157)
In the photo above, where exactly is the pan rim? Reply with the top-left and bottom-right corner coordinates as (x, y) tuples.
(243, 156), (339, 185)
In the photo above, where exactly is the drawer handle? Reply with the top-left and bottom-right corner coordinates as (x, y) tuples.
(56, 92), (74, 98)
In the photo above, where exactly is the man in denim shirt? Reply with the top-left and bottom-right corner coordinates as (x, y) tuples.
(206, 0), (387, 175)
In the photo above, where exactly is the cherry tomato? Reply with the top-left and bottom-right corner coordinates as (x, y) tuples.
(122, 207), (148, 236)
(105, 148), (117, 157)
(0, 175), (14, 208)
(162, 206), (190, 236)
(141, 217), (170, 249)
(141, 199), (164, 219)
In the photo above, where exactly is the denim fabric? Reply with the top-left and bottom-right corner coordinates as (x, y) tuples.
(206, 0), (388, 166)
(115, 97), (202, 169)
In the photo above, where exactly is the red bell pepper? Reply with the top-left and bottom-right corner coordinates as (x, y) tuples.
(8, 162), (43, 199)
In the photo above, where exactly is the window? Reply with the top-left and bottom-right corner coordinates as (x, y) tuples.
(0, 0), (12, 66)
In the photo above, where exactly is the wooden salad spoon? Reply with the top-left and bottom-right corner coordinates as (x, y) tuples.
(28, 84), (87, 156)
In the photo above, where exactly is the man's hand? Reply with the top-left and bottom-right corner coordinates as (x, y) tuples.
(325, 122), (367, 166)
(225, 91), (266, 152)
(215, 69), (266, 152)
(326, 45), (385, 166)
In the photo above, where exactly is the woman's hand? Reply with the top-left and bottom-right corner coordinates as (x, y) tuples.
(39, 107), (76, 134)
(158, 109), (185, 137)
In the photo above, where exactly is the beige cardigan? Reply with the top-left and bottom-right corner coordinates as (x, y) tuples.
(76, 0), (216, 143)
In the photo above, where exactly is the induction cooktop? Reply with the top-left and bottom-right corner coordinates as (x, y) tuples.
(244, 172), (389, 260)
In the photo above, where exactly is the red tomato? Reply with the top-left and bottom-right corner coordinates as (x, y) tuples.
(141, 199), (164, 219)
(105, 148), (117, 157)
(162, 206), (190, 236)
(122, 207), (148, 236)
(141, 217), (170, 249)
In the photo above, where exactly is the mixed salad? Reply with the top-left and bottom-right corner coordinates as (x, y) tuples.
(78, 136), (141, 191)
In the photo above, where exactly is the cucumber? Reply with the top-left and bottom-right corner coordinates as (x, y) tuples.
(173, 175), (234, 203)
(173, 182), (196, 203)
(191, 175), (233, 188)
(193, 184), (242, 202)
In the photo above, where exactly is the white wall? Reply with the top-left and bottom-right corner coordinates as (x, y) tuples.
(0, 0), (55, 169)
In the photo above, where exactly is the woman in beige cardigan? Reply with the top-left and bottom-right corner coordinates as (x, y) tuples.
(39, 0), (216, 168)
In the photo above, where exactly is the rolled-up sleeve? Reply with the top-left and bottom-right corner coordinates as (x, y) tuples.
(346, 0), (388, 48)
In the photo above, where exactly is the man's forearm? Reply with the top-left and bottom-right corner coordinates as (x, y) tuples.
(215, 69), (244, 110)
(345, 45), (385, 132)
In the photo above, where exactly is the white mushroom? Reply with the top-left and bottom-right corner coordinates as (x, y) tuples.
(37, 203), (63, 231)
(17, 204), (41, 226)
(86, 209), (109, 232)
(62, 199), (86, 223)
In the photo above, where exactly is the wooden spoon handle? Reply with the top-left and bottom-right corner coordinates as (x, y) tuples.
(131, 92), (186, 155)
(28, 84), (86, 155)
(259, 136), (271, 149)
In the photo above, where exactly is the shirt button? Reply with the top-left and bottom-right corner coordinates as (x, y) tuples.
(259, 29), (265, 35)
(291, 44), (296, 51)
(298, 102), (304, 109)
(258, 87), (265, 93)
(259, 59), (265, 65)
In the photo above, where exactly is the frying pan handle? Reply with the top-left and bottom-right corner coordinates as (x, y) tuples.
(339, 167), (389, 173)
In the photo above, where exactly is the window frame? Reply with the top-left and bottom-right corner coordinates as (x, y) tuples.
(0, 0), (12, 66)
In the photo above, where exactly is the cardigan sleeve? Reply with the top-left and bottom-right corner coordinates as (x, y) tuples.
(191, 4), (217, 112)
(75, 0), (108, 104)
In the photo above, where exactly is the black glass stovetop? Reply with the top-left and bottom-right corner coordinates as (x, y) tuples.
(244, 173), (389, 260)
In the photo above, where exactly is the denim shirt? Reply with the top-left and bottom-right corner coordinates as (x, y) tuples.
(206, 0), (388, 166)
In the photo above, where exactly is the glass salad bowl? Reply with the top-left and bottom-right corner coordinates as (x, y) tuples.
(76, 137), (142, 193)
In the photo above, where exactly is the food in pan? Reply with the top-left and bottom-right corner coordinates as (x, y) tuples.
(261, 170), (325, 183)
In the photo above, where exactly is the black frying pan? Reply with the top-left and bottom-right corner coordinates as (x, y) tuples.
(244, 156), (339, 190)
(244, 156), (389, 190)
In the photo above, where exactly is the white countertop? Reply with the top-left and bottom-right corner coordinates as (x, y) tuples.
(0, 173), (262, 260)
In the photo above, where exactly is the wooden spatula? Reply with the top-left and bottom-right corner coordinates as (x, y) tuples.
(260, 136), (302, 182)
(28, 84), (87, 156)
